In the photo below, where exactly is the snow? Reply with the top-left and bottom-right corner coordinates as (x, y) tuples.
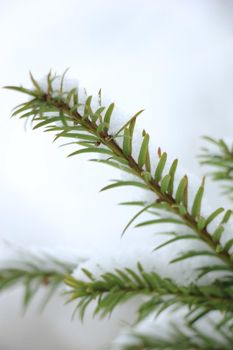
(71, 234), (230, 286)
(37, 73), (131, 134)
(112, 308), (228, 349)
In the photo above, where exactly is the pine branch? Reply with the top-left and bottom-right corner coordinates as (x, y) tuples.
(65, 263), (233, 320)
(0, 244), (86, 310)
(0, 268), (65, 310)
(4, 72), (233, 273)
(200, 136), (233, 201)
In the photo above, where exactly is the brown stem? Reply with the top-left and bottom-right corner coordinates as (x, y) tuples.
(42, 94), (233, 269)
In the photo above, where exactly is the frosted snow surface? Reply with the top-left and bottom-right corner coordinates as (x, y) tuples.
(112, 308), (228, 349)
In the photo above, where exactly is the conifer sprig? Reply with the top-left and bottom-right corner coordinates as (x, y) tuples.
(65, 263), (233, 321)
(200, 136), (233, 201)
(0, 247), (82, 310)
(5, 72), (233, 272)
(0, 267), (65, 310)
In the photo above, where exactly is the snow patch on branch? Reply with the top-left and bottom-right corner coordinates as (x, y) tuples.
(72, 237), (229, 286)
(112, 308), (227, 349)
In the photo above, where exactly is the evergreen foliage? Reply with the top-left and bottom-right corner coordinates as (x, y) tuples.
(3, 71), (233, 349)
(200, 136), (233, 201)
(0, 246), (81, 310)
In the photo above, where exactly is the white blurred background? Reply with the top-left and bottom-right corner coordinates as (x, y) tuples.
(0, 0), (233, 349)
